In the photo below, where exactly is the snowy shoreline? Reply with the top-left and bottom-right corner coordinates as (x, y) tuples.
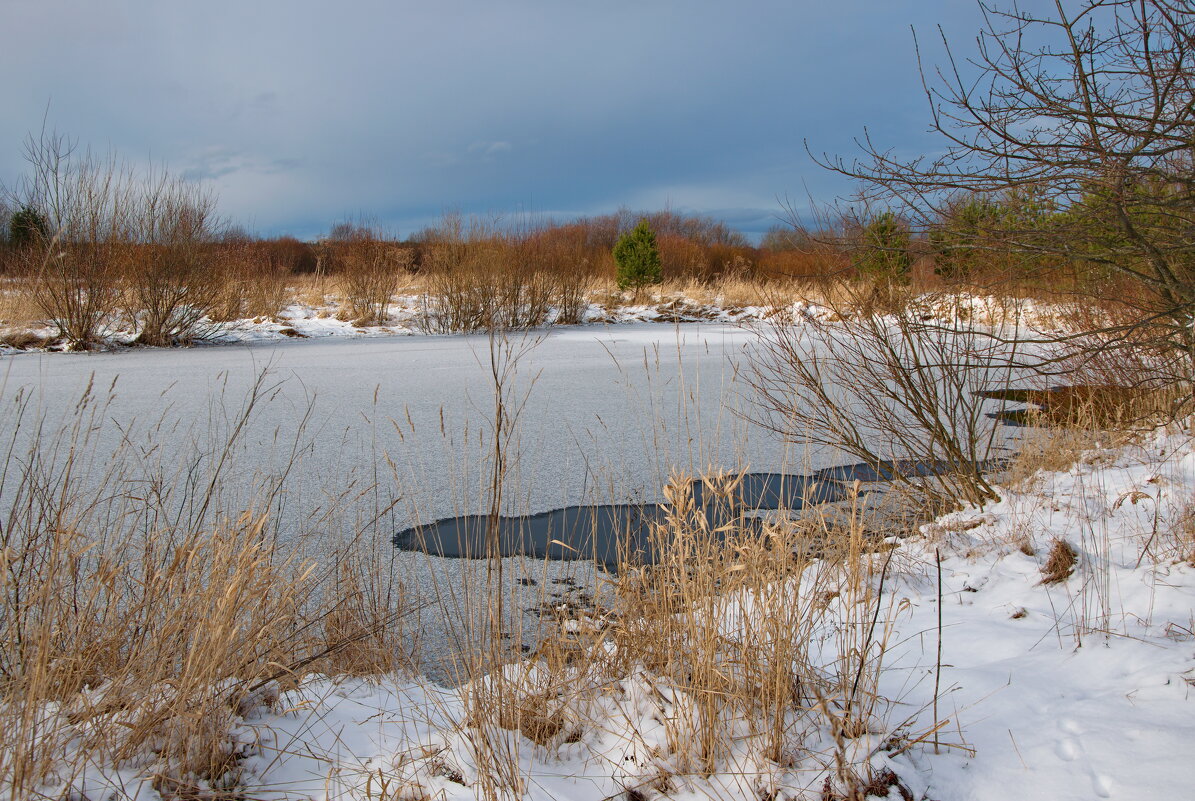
(0, 290), (1069, 355)
(16, 421), (1194, 801)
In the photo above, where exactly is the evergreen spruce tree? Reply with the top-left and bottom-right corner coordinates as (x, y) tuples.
(9, 205), (49, 249)
(613, 219), (663, 293)
(859, 211), (911, 280)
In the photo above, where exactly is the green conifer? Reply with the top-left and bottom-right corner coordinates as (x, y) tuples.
(613, 219), (663, 292)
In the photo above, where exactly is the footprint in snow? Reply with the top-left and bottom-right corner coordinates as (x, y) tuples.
(1054, 717), (1113, 798)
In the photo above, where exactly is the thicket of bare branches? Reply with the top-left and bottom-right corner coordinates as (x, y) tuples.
(13, 132), (131, 347)
(126, 173), (223, 346)
(818, 0), (1194, 387)
(319, 224), (413, 324)
(7, 128), (226, 348)
(747, 286), (1024, 509)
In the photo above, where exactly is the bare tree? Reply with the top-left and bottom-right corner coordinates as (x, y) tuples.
(12, 129), (131, 348)
(126, 171), (223, 346)
(8, 125), (227, 348)
(818, 0), (1194, 389)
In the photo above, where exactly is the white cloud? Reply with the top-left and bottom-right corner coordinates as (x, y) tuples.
(467, 140), (513, 158)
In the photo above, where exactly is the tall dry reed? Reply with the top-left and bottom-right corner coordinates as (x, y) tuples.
(0, 375), (409, 800)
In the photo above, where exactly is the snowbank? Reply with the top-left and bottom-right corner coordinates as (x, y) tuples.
(0, 290), (1072, 353)
(11, 426), (1194, 801)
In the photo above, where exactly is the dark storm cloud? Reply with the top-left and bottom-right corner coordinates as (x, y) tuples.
(0, 0), (1055, 240)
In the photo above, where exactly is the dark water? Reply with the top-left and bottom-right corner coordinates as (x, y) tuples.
(391, 460), (1005, 567)
(393, 504), (666, 566)
(979, 387), (1055, 426)
(977, 384), (1141, 426)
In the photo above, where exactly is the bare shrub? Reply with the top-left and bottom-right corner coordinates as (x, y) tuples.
(209, 240), (292, 322)
(10, 129), (230, 348)
(14, 132), (131, 348)
(124, 174), (223, 346)
(338, 238), (409, 324)
(747, 284), (1023, 510)
(25, 241), (124, 348)
(417, 222), (555, 333)
(517, 224), (597, 325)
(417, 242), (489, 333)
(757, 233), (852, 284)
(550, 264), (591, 325)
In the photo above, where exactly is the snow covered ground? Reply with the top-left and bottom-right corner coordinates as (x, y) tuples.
(216, 295), (774, 343)
(0, 293), (778, 352)
(25, 421), (1194, 801)
(0, 289), (1071, 353)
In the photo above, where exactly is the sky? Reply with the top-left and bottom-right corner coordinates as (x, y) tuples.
(0, 1), (1039, 241)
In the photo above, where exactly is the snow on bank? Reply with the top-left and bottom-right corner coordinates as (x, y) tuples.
(890, 424), (1195, 800)
(0, 294), (776, 352)
(3, 289), (1070, 352)
(209, 296), (776, 344)
(12, 427), (1194, 801)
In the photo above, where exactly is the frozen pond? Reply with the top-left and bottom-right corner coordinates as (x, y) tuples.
(2, 323), (814, 681)
(0, 322), (1022, 681)
(0, 324), (808, 529)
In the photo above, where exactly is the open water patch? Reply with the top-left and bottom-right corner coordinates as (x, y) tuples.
(979, 384), (1159, 426)
(392, 459), (1004, 568)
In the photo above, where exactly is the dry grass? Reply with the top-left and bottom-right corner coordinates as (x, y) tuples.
(612, 476), (900, 771)
(0, 377), (408, 799)
(646, 276), (770, 308)
(0, 329), (50, 350)
(446, 474), (926, 800)
(1178, 505), (1195, 566)
(1005, 425), (1106, 490)
(0, 279), (41, 329)
(1005, 384), (1184, 491)
(1039, 539), (1078, 584)
(289, 273), (339, 309)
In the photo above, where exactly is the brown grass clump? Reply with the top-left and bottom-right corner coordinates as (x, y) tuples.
(1040, 539), (1078, 584)
(0, 279), (42, 330)
(289, 273), (337, 308)
(452, 472), (928, 799)
(647, 276), (779, 309)
(0, 329), (50, 350)
(1005, 381), (1182, 490)
(0, 377), (408, 798)
(992, 385), (1180, 429)
(1006, 426), (1103, 490)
